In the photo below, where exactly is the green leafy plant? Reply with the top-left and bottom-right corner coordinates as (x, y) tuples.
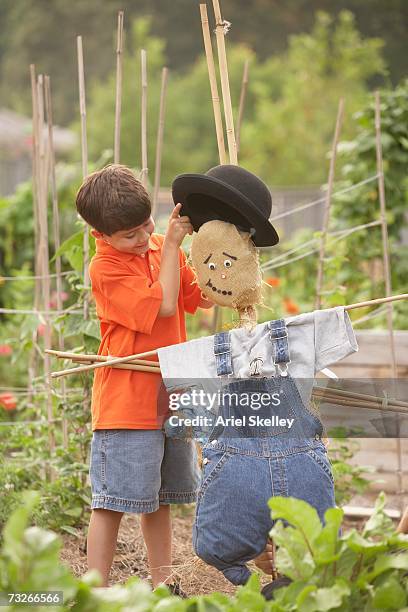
(268, 493), (408, 611)
(1, 491), (407, 611)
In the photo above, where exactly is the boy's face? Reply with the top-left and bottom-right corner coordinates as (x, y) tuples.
(91, 216), (155, 255)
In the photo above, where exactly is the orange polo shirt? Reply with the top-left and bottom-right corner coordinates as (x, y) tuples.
(88, 233), (202, 430)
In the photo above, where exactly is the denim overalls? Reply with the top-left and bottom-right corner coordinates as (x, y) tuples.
(193, 318), (336, 586)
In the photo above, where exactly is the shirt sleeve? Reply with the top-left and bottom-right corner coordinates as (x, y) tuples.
(179, 248), (202, 315)
(314, 306), (358, 373)
(92, 264), (163, 335)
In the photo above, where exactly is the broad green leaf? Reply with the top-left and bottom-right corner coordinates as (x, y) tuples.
(269, 497), (322, 546)
(271, 521), (316, 581)
(371, 574), (406, 610)
(313, 507), (343, 564)
(360, 551), (408, 584)
(297, 579), (350, 612)
(344, 530), (388, 557)
(363, 492), (394, 537)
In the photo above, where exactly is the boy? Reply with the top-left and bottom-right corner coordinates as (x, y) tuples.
(75, 164), (213, 591)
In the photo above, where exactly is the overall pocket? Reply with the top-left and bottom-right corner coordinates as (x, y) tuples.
(307, 444), (334, 484)
(198, 447), (231, 498)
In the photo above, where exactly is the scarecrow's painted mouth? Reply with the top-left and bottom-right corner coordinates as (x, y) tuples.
(206, 279), (232, 296)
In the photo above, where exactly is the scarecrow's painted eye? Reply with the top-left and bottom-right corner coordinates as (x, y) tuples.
(224, 259), (232, 268)
(208, 262), (216, 270)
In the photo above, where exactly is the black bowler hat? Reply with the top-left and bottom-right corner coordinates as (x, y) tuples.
(171, 164), (279, 247)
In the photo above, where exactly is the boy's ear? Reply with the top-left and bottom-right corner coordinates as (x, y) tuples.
(90, 229), (104, 239)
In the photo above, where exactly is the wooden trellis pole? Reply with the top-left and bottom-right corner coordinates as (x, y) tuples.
(374, 90), (403, 511)
(140, 49), (148, 188)
(28, 65), (41, 403)
(76, 36), (90, 323)
(152, 67), (169, 216)
(211, 0), (238, 165)
(199, 3), (227, 165)
(315, 98), (345, 309)
(236, 59), (249, 154)
(31, 73), (55, 455)
(44, 75), (68, 448)
(114, 10), (124, 164)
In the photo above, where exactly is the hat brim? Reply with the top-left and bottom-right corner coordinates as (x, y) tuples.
(172, 173), (279, 247)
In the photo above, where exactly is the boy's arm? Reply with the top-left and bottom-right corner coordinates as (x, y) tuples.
(158, 204), (193, 317)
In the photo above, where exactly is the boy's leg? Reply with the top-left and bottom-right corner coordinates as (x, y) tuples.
(87, 508), (123, 586)
(140, 504), (172, 587)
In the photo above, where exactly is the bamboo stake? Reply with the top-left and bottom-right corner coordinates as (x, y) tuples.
(344, 293), (408, 311)
(211, 0), (238, 165)
(44, 76), (68, 448)
(69, 361), (159, 373)
(46, 349), (159, 367)
(312, 391), (408, 414)
(76, 36), (90, 320)
(51, 348), (159, 378)
(33, 75), (55, 455)
(374, 90), (403, 511)
(313, 384), (408, 410)
(114, 10), (124, 164)
(236, 59), (249, 154)
(140, 48), (148, 188)
(28, 65), (41, 404)
(199, 4), (227, 165)
(315, 98), (345, 309)
(374, 91), (397, 376)
(314, 395), (408, 415)
(151, 67), (168, 216)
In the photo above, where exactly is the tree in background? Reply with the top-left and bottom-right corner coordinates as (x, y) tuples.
(83, 11), (386, 188)
(0, 0), (406, 125)
(240, 11), (386, 185)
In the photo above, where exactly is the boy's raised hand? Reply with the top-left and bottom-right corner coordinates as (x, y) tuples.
(165, 203), (193, 247)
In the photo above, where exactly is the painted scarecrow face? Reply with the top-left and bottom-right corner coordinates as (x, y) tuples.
(190, 220), (262, 310)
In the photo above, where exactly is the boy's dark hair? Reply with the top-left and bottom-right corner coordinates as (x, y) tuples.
(76, 164), (151, 235)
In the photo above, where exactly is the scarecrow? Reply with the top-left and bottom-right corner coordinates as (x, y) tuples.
(167, 163), (340, 592)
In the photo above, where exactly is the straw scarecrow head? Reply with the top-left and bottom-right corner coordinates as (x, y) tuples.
(172, 165), (279, 324)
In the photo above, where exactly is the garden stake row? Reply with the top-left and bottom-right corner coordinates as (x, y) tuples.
(152, 67), (169, 216)
(315, 97), (344, 309)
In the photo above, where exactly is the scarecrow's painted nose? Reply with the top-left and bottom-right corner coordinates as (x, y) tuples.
(221, 273), (226, 279)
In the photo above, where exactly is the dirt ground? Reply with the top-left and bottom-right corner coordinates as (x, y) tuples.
(59, 502), (373, 597)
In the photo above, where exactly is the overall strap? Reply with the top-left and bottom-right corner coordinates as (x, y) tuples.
(268, 318), (291, 376)
(213, 331), (233, 377)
